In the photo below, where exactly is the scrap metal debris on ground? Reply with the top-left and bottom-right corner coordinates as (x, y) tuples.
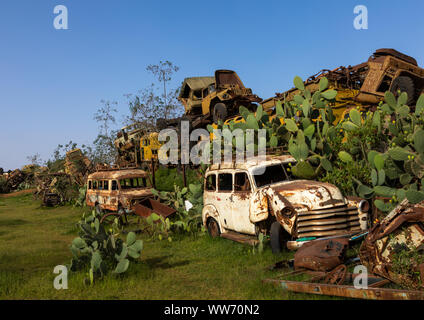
(359, 199), (424, 290)
(34, 172), (72, 207)
(265, 201), (424, 299)
(293, 238), (349, 272)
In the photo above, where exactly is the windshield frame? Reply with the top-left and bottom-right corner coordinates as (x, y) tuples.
(251, 163), (294, 188)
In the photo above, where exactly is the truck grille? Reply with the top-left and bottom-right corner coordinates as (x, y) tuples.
(296, 205), (361, 238)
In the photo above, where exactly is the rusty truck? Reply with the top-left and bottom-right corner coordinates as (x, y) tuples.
(262, 48), (424, 123)
(202, 155), (369, 253)
(86, 169), (175, 223)
(178, 70), (262, 129)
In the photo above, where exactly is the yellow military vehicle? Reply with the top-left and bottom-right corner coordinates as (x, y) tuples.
(140, 132), (162, 162)
(262, 48), (424, 124)
(178, 70), (262, 128)
(114, 124), (145, 167)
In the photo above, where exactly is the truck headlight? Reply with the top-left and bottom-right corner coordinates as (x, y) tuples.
(359, 200), (370, 212)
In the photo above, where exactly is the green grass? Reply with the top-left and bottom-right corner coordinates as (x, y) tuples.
(0, 193), (339, 300)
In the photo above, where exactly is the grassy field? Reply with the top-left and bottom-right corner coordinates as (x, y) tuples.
(0, 193), (339, 300)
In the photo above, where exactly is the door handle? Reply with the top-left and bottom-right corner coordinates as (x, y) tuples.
(230, 194), (233, 202)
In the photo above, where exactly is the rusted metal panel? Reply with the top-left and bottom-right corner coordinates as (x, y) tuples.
(134, 198), (176, 218)
(264, 279), (424, 300)
(220, 231), (259, 246)
(294, 238), (349, 272)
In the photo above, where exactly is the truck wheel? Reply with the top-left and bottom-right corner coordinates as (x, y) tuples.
(270, 221), (285, 254)
(390, 76), (415, 105)
(207, 218), (221, 238)
(213, 103), (227, 123)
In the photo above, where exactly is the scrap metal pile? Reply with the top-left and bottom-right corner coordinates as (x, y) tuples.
(114, 48), (424, 168)
(35, 148), (93, 207)
(265, 199), (424, 299)
(0, 164), (47, 194)
(262, 48), (424, 123)
(0, 148), (94, 207)
(34, 172), (72, 206)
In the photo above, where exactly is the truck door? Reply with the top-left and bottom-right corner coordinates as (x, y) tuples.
(231, 171), (256, 235)
(215, 172), (235, 231)
(98, 180), (110, 209)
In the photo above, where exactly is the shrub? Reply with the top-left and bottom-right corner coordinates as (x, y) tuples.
(68, 211), (143, 284)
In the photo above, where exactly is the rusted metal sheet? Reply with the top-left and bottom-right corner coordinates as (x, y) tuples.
(263, 278), (424, 300)
(294, 238), (349, 272)
(220, 231), (259, 246)
(134, 198), (176, 219)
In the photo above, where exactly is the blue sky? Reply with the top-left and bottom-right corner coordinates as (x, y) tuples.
(0, 0), (423, 170)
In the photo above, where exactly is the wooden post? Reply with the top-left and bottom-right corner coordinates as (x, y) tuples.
(182, 164), (187, 188)
(151, 158), (156, 189)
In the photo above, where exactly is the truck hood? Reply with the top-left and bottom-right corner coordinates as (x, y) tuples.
(266, 180), (346, 211)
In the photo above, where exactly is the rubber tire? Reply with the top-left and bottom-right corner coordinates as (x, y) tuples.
(207, 218), (221, 238)
(270, 221), (284, 254)
(390, 76), (415, 105)
(213, 103), (228, 123)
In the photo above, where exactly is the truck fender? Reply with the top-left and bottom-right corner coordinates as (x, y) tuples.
(202, 204), (220, 227)
(264, 188), (297, 235)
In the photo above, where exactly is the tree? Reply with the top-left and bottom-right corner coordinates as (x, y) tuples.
(26, 153), (44, 166)
(125, 61), (184, 130)
(146, 60), (179, 107)
(92, 100), (118, 165)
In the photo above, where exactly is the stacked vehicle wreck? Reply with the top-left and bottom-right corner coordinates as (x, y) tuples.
(262, 48), (424, 123)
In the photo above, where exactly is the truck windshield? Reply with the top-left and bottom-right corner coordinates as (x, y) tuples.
(119, 177), (149, 189)
(252, 164), (292, 187)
